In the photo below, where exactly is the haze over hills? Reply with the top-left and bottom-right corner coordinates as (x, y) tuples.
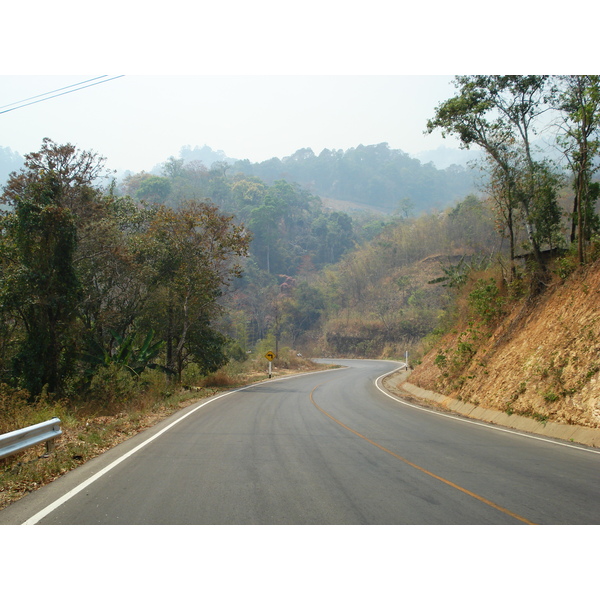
(227, 143), (477, 214)
(146, 143), (480, 172)
(0, 146), (25, 188)
(2, 142), (479, 216)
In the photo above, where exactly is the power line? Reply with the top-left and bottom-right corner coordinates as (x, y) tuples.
(0, 76), (113, 110)
(0, 75), (125, 115)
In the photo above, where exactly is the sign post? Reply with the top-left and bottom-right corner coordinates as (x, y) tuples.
(265, 351), (275, 378)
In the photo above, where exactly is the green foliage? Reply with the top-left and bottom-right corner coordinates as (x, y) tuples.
(311, 211), (356, 266)
(468, 279), (505, 324)
(0, 139), (253, 402)
(555, 76), (600, 262)
(434, 350), (448, 371)
(1, 172), (81, 396)
(528, 161), (565, 251)
(232, 142), (475, 215)
(135, 175), (172, 203)
(427, 76), (566, 275)
(554, 249), (579, 280)
(281, 282), (325, 345)
(87, 363), (143, 407)
(543, 390), (559, 403)
(82, 329), (169, 377)
(185, 321), (230, 376)
(4, 79), (600, 409)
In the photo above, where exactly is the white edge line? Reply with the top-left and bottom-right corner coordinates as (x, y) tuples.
(27, 360), (595, 525)
(22, 368), (334, 525)
(375, 364), (600, 456)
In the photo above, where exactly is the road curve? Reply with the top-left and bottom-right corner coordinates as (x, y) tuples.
(1, 359), (599, 525)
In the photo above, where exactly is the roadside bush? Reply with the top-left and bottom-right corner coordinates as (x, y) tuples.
(201, 370), (237, 388)
(181, 363), (204, 387)
(468, 278), (505, 324)
(272, 346), (304, 369)
(86, 364), (142, 408)
(0, 383), (70, 435)
(554, 254), (578, 280)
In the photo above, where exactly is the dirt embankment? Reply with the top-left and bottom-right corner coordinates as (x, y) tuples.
(410, 260), (600, 430)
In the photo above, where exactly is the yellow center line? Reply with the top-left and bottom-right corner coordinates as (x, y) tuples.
(310, 383), (536, 525)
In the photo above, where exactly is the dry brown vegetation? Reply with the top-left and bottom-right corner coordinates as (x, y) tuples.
(410, 256), (600, 429)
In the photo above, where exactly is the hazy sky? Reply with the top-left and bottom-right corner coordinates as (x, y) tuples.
(1, 75), (463, 173)
(2, 1), (586, 177)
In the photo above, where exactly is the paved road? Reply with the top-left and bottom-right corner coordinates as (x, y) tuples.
(2, 359), (599, 524)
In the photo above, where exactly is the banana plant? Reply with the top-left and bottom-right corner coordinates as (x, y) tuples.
(83, 329), (174, 377)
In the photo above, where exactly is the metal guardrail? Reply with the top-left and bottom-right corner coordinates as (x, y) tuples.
(0, 418), (62, 460)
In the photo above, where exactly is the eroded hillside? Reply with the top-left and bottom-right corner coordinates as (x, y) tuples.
(410, 259), (600, 429)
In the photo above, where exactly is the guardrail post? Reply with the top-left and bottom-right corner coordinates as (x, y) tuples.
(45, 438), (56, 455)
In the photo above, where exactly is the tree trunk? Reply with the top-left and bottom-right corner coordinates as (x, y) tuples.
(570, 192), (578, 245)
(166, 301), (174, 380)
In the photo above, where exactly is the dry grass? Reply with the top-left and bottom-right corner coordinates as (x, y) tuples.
(410, 257), (600, 429)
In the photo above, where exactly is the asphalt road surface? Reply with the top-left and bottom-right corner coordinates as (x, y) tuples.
(2, 359), (599, 525)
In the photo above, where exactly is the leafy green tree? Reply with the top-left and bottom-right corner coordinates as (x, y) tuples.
(554, 75), (600, 263)
(526, 161), (564, 252)
(281, 282), (325, 346)
(230, 176), (268, 221)
(183, 318), (229, 376)
(2, 138), (111, 213)
(480, 155), (520, 276)
(142, 199), (250, 380)
(248, 196), (287, 274)
(135, 175), (172, 204)
(75, 194), (158, 349)
(427, 76), (562, 278)
(119, 171), (154, 198)
(1, 173), (80, 395)
(162, 156), (185, 179)
(312, 211), (355, 266)
(0, 139), (132, 396)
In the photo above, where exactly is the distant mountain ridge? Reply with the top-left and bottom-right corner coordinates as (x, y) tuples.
(227, 142), (478, 215)
(0, 146), (25, 188)
(3, 142), (480, 216)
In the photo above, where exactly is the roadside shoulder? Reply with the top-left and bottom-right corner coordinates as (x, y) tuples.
(382, 370), (600, 449)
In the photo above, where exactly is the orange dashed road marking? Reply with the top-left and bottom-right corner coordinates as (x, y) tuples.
(310, 383), (536, 525)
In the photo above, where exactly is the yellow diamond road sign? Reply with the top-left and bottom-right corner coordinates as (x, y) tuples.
(265, 351), (275, 361)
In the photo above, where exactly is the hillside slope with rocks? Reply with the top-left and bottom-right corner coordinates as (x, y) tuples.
(409, 259), (600, 430)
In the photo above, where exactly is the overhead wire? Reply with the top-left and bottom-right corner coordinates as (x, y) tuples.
(0, 75), (113, 110)
(0, 75), (125, 115)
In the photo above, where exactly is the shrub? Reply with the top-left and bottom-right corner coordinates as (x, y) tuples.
(201, 370), (237, 388)
(543, 390), (559, 403)
(434, 350), (448, 371)
(555, 255), (577, 280)
(468, 278), (505, 324)
(86, 364), (142, 408)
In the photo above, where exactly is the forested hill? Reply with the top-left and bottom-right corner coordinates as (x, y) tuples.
(2, 142), (478, 216)
(230, 143), (477, 215)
